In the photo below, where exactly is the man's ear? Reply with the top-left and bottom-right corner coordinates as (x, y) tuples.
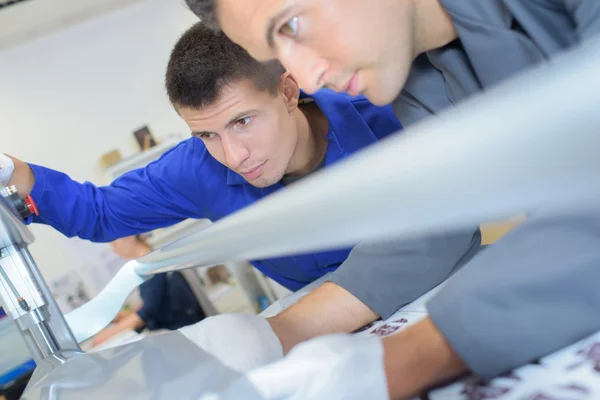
(279, 72), (301, 113)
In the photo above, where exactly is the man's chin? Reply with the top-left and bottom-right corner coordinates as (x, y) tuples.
(246, 175), (279, 188)
(364, 85), (399, 106)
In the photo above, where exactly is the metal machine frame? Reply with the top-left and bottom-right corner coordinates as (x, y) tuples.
(0, 190), (80, 365)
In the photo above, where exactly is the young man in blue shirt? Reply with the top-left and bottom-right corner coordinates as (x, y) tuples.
(5, 23), (401, 291)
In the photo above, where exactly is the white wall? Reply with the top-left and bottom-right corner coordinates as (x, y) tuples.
(0, 0), (142, 49)
(0, 0), (198, 286)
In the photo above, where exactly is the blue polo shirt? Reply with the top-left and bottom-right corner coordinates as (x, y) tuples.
(28, 89), (402, 290)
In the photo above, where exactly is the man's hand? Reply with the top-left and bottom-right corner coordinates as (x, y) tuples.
(91, 311), (145, 347)
(267, 281), (380, 353)
(1, 154), (35, 195)
(110, 236), (152, 259)
(178, 313), (283, 372)
(112, 307), (140, 323)
(225, 334), (389, 400)
(382, 317), (467, 399)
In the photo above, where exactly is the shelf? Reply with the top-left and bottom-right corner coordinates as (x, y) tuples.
(104, 139), (179, 179)
(206, 282), (237, 302)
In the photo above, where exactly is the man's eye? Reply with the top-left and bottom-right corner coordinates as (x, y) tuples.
(199, 133), (216, 139)
(236, 117), (253, 127)
(279, 16), (299, 38)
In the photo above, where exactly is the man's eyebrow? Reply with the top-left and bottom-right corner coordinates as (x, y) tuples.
(266, 6), (293, 49)
(225, 110), (259, 128)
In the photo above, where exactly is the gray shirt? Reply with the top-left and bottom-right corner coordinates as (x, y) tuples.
(330, 229), (481, 319)
(393, 0), (600, 378)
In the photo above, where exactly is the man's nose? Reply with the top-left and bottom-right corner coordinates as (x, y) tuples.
(221, 134), (250, 170)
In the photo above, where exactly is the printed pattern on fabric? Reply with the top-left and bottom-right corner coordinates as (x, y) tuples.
(353, 304), (600, 399)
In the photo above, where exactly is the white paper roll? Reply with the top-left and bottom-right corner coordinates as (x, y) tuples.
(65, 260), (146, 343)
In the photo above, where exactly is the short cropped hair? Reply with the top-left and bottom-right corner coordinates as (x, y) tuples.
(165, 22), (284, 109)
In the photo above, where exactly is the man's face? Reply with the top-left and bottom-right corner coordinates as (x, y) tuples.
(178, 78), (298, 188)
(217, 0), (417, 106)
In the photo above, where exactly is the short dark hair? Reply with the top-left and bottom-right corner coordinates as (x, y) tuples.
(185, 0), (220, 31)
(165, 22), (284, 109)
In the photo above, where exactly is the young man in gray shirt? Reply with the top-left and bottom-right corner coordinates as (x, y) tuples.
(186, 0), (600, 398)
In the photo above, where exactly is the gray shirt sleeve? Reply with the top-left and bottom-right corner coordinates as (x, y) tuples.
(328, 228), (481, 319)
(427, 203), (600, 378)
(564, 0), (600, 40)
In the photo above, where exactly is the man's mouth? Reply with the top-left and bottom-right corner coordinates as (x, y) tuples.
(330, 72), (361, 96)
(342, 72), (361, 96)
(240, 161), (266, 179)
